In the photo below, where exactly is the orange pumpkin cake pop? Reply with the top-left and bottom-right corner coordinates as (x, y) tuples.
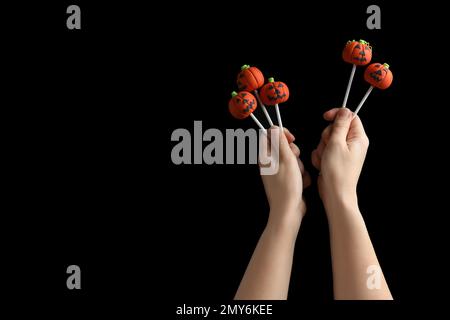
(364, 62), (393, 90)
(354, 63), (393, 116)
(237, 65), (274, 126)
(259, 78), (289, 130)
(228, 91), (266, 133)
(342, 39), (373, 108)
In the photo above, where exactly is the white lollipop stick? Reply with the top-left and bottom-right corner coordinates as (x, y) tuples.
(250, 113), (267, 134)
(353, 86), (374, 117)
(342, 64), (356, 108)
(254, 90), (274, 126)
(275, 104), (283, 131)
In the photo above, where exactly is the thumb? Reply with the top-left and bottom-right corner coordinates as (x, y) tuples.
(330, 108), (353, 144)
(270, 126), (291, 161)
(279, 128), (293, 160)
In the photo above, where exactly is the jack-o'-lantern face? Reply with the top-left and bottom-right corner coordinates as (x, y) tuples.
(228, 91), (257, 119)
(342, 39), (372, 66)
(364, 63), (393, 89)
(259, 78), (289, 106)
(237, 65), (265, 91)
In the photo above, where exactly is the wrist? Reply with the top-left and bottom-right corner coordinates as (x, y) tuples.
(266, 208), (302, 237)
(323, 192), (359, 221)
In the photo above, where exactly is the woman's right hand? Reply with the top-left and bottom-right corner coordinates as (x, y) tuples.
(311, 108), (370, 209)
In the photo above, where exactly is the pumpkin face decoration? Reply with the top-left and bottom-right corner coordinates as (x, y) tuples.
(228, 91), (257, 119)
(364, 63), (393, 89)
(342, 39), (372, 66)
(237, 65), (264, 91)
(259, 78), (289, 106)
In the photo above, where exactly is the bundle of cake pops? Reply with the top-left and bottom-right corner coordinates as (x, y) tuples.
(228, 39), (393, 131)
(228, 65), (289, 133)
(341, 39), (393, 115)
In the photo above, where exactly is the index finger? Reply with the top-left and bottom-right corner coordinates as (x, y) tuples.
(323, 108), (343, 121)
(347, 114), (368, 142)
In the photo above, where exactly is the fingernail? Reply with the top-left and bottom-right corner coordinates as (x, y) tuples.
(337, 108), (351, 119)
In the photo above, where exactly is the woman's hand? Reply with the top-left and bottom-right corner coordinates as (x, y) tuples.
(311, 108), (369, 210)
(235, 128), (310, 300)
(261, 127), (310, 231)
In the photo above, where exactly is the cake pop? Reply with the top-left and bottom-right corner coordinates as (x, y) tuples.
(259, 78), (289, 131)
(237, 65), (274, 126)
(354, 63), (393, 116)
(342, 39), (372, 108)
(229, 91), (266, 133)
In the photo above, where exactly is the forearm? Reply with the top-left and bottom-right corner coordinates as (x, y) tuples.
(325, 196), (392, 300)
(234, 210), (301, 300)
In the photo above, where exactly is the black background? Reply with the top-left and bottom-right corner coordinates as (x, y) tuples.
(3, 0), (443, 316)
